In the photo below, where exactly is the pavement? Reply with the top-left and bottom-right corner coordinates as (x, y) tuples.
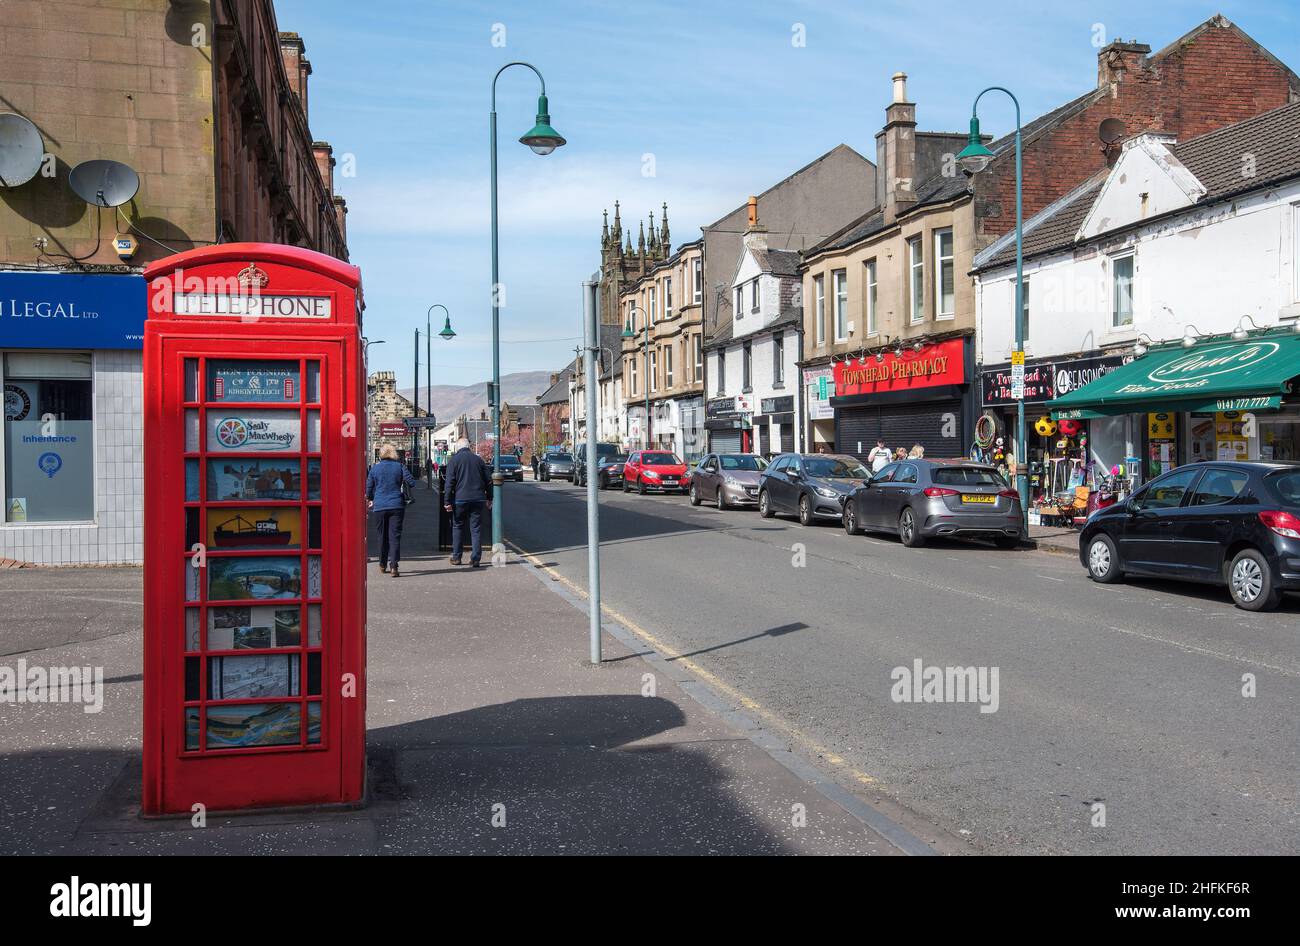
(503, 477), (1300, 856)
(0, 479), (937, 855)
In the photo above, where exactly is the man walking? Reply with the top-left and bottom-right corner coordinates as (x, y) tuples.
(443, 438), (492, 567)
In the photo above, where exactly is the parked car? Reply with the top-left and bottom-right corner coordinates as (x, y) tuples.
(843, 459), (1023, 548)
(758, 453), (870, 525)
(538, 452), (575, 482)
(575, 453), (627, 489)
(690, 453), (768, 508)
(622, 451), (689, 494)
(1080, 461), (1300, 611)
(492, 454), (524, 482)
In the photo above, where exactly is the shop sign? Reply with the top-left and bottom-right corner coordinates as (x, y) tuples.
(378, 422), (409, 438)
(982, 353), (1124, 406)
(706, 396), (747, 422)
(760, 395), (794, 415)
(834, 338), (965, 398)
(803, 366), (834, 421)
(0, 271), (146, 350)
(1122, 342), (1281, 396)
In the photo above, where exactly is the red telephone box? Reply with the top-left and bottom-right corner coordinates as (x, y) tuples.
(142, 243), (366, 815)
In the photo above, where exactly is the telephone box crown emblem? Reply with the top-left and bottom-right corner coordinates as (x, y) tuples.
(237, 264), (270, 289)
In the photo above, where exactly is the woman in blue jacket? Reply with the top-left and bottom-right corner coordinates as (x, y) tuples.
(366, 444), (416, 577)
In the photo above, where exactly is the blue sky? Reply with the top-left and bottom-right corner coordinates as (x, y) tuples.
(276, 0), (1298, 388)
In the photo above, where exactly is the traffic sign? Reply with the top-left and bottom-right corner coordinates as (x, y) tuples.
(404, 416), (439, 428)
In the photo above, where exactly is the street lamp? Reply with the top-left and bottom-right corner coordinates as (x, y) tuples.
(490, 61), (565, 555)
(621, 304), (650, 449)
(421, 305), (456, 478)
(957, 86), (1028, 533)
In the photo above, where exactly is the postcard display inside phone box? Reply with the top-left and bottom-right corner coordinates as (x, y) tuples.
(142, 244), (366, 814)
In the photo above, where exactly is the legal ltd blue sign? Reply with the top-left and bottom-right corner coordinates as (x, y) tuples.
(0, 271), (146, 350)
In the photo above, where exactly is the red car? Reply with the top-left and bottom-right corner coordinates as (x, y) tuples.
(622, 451), (689, 495)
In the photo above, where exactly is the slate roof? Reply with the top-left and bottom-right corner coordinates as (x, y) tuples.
(976, 173), (1107, 269)
(537, 364), (574, 404)
(752, 248), (802, 277)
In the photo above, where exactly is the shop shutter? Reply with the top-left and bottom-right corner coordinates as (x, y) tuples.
(835, 401), (963, 461)
(710, 430), (742, 453)
(779, 423), (795, 454)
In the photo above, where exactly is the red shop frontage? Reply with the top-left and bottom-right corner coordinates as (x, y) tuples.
(831, 336), (976, 461)
(142, 243), (367, 815)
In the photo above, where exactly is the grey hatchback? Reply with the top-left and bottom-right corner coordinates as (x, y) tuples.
(842, 459), (1024, 548)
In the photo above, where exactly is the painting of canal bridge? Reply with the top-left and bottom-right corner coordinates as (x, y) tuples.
(208, 556), (302, 601)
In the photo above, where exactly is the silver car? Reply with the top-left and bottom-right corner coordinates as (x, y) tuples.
(689, 453), (768, 509)
(842, 459), (1023, 548)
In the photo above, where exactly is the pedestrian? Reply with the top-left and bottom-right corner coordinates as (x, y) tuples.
(866, 439), (892, 473)
(893, 446), (908, 462)
(908, 443), (925, 459)
(531, 453), (539, 478)
(366, 443), (415, 578)
(443, 437), (492, 567)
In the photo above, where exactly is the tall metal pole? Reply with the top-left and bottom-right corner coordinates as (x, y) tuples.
(426, 308), (432, 476)
(490, 99), (503, 556)
(582, 280), (602, 663)
(644, 321), (651, 449)
(412, 327), (420, 471)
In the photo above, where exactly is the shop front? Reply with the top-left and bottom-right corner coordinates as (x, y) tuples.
(705, 395), (751, 453)
(831, 337), (974, 462)
(1047, 329), (1300, 521)
(802, 365), (834, 452)
(753, 395), (795, 458)
(1, 270), (147, 565)
(980, 351), (1129, 515)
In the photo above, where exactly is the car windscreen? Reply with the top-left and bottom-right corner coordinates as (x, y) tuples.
(805, 457), (869, 478)
(498, 456), (520, 466)
(602, 455), (628, 464)
(549, 454), (572, 462)
(643, 453), (681, 465)
(720, 455), (768, 471)
(1266, 470), (1300, 506)
(932, 466), (1004, 487)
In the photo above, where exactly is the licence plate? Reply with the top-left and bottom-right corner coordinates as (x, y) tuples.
(962, 494), (995, 504)
(663, 479), (677, 485)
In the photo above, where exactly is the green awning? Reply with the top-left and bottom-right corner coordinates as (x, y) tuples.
(1048, 333), (1300, 418)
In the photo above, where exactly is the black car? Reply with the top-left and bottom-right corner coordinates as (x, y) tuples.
(843, 459), (1024, 548)
(758, 453), (870, 526)
(538, 452), (575, 482)
(492, 454), (524, 482)
(575, 453), (627, 489)
(1079, 461), (1300, 611)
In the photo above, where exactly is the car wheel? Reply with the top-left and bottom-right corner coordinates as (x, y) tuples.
(843, 498), (863, 535)
(638, 479), (647, 495)
(717, 488), (728, 510)
(759, 489), (774, 518)
(1228, 548), (1282, 611)
(689, 484), (701, 506)
(598, 473), (607, 490)
(798, 494), (814, 527)
(622, 477), (630, 493)
(898, 507), (924, 547)
(1085, 533), (1122, 583)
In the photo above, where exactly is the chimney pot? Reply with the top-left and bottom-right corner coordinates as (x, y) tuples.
(892, 71), (908, 103)
(746, 196), (758, 228)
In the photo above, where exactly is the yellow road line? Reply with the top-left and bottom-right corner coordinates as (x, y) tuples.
(506, 540), (879, 788)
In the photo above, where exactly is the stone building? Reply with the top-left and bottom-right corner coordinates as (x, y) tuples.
(366, 371), (427, 463)
(0, 0), (350, 565)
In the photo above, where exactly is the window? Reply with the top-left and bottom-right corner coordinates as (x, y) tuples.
(1019, 278), (1030, 342)
(814, 274), (826, 345)
(833, 269), (848, 341)
(734, 287), (743, 320)
(665, 345), (674, 388)
(1133, 467), (1200, 510)
(630, 355), (638, 394)
(908, 236), (924, 322)
(648, 286), (657, 324)
(693, 258), (703, 303)
(773, 332), (785, 385)
(865, 260), (878, 336)
(650, 350), (658, 392)
(1191, 469), (1249, 505)
(665, 277), (673, 318)
(693, 335), (703, 382)
(935, 228), (954, 318)
(750, 278), (760, 314)
(1112, 254), (1134, 327)
(716, 351), (726, 394)
(895, 463), (918, 484)
(3, 351), (94, 522)
(742, 341), (752, 391)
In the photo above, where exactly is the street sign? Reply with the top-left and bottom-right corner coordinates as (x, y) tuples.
(1011, 350), (1025, 366)
(404, 416), (439, 428)
(1010, 352), (1025, 399)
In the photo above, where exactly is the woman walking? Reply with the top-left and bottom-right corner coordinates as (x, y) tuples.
(366, 444), (415, 577)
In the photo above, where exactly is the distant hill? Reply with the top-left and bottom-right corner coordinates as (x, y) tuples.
(400, 369), (557, 426)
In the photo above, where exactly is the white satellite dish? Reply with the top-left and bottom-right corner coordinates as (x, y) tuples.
(0, 113), (44, 188)
(68, 158), (139, 207)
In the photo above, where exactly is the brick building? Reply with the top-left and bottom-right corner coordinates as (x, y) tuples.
(1, 0), (350, 565)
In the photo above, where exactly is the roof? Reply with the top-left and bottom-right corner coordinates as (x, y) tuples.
(702, 144), (874, 230)
(976, 99), (1300, 270)
(752, 248), (801, 277)
(537, 364), (574, 404)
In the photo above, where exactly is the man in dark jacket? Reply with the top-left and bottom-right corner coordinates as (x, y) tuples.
(442, 438), (492, 567)
(366, 444), (416, 577)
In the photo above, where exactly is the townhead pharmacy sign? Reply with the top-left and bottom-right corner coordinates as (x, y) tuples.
(1, 271), (146, 350)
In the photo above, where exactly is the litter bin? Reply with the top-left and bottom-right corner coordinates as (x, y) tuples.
(434, 474), (453, 551)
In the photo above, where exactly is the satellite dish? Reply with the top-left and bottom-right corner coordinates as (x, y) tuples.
(1098, 118), (1126, 145)
(0, 113), (44, 188)
(68, 159), (139, 207)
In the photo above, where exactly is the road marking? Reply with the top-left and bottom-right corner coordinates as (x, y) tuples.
(1037, 575), (1066, 582)
(506, 539), (882, 790)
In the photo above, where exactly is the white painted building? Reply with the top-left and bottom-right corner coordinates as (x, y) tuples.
(973, 101), (1300, 481)
(704, 226), (803, 456)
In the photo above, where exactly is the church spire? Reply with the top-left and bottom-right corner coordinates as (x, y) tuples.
(601, 209), (609, 247)
(659, 202), (670, 257)
(612, 200), (622, 242)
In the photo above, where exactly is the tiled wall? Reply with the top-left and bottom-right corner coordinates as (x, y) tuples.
(0, 350), (143, 566)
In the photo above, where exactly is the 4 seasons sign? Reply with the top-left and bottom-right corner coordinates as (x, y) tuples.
(982, 354), (1125, 406)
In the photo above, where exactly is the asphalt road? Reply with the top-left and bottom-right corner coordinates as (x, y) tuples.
(500, 476), (1300, 855)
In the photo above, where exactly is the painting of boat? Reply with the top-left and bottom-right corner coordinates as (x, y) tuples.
(213, 512), (292, 547)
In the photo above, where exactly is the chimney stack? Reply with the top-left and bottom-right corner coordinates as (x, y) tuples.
(742, 195), (768, 251)
(876, 71), (918, 224)
(1097, 39), (1151, 89)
